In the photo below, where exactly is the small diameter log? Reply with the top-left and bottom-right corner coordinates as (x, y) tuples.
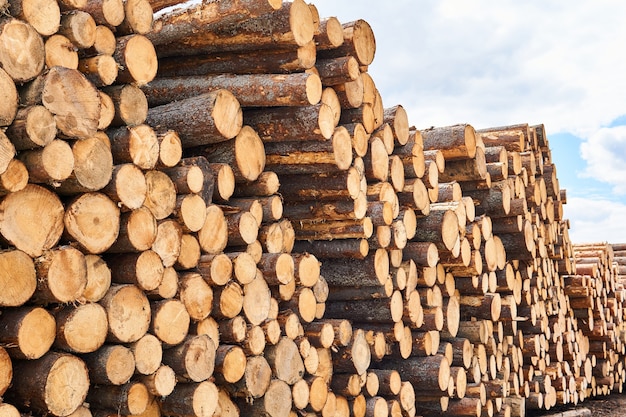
(118, 0), (153, 35)
(145, 72), (322, 107)
(59, 11), (96, 49)
(0, 306), (55, 360)
(130, 333), (162, 376)
(238, 379), (292, 417)
(0, 346), (11, 396)
(45, 35), (78, 69)
(100, 284), (151, 343)
(18, 138), (73, 184)
(81, 344), (135, 385)
(108, 250), (164, 291)
(225, 354), (271, 399)
(0, 159), (28, 195)
(78, 54), (118, 87)
(146, 90), (242, 148)
(384, 354), (451, 392)
(159, 381), (219, 417)
(293, 238), (369, 260)
(332, 328), (372, 375)
(325, 290), (404, 324)
(139, 364), (177, 397)
(81, 254), (111, 303)
(214, 344), (247, 384)
(0, 249), (37, 307)
(8, 352), (89, 417)
(412, 209), (460, 252)
(107, 207), (157, 254)
(151, 298), (190, 346)
(316, 55), (359, 85)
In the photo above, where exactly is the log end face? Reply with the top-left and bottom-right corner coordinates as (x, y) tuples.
(306, 72), (322, 105)
(234, 125), (265, 182)
(332, 126), (353, 171)
(290, 0), (315, 47)
(45, 354), (90, 417)
(214, 89), (243, 140)
(352, 19), (376, 66)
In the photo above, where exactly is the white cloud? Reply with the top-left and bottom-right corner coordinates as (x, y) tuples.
(311, 1), (626, 135)
(564, 197), (626, 244)
(580, 127), (626, 194)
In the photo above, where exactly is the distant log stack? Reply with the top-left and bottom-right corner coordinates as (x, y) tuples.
(1, 1), (626, 417)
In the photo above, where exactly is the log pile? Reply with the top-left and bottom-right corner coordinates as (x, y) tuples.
(0, 1), (625, 417)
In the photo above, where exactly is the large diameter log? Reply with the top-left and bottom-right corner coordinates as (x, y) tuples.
(0, 18), (44, 83)
(150, 0), (313, 57)
(0, 183), (64, 257)
(7, 352), (89, 417)
(144, 72), (322, 107)
(41, 67), (100, 139)
(265, 337), (305, 385)
(0, 249), (36, 307)
(146, 90), (242, 147)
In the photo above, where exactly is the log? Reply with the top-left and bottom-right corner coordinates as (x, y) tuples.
(145, 72), (322, 107)
(159, 381), (219, 417)
(318, 19), (376, 66)
(9, 0), (60, 36)
(0, 18), (44, 83)
(64, 192), (120, 254)
(81, 344), (135, 385)
(146, 90), (242, 147)
(0, 306), (55, 360)
(108, 124), (159, 170)
(102, 84), (149, 128)
(150, 0), (313, 57)
(265, 337), (305, 385)
(100, 284), (151, 343)
(56, 134), (113, 194)
(53, 303), (108, 354)
(0, 249), (37, 307)
(161, 333), (216, 383)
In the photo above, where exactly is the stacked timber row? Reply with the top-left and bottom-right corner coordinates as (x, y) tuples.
(0, 1), (626, 417)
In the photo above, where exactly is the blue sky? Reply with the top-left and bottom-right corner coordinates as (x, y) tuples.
(312, 0), (626, 244)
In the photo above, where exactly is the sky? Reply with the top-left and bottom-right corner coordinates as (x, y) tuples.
(311, 0), (626, 244)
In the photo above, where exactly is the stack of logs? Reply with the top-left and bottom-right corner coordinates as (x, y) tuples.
(0, 0), (625, 417)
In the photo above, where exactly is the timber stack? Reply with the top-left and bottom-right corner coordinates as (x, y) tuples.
(0, 1), (625, 417)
